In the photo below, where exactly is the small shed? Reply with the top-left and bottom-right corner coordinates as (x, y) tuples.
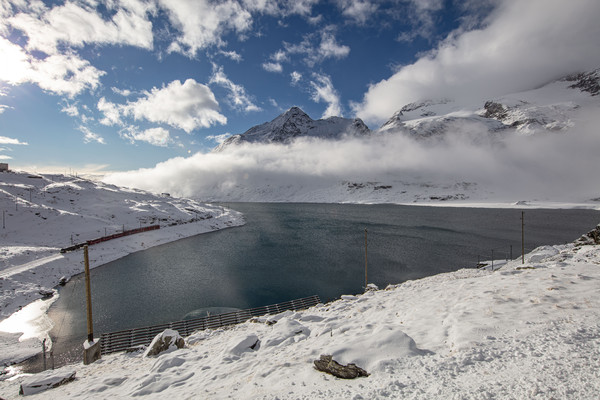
(0, 163), (8, 172)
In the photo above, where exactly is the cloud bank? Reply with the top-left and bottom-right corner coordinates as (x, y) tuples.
(354, 0), (600, 124)
(104, 108), (600, 204)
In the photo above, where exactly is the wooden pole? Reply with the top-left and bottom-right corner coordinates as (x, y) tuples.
(521, 211), (525, 264)
(84, 245), (94, 342)
(364, 228), (368, 288)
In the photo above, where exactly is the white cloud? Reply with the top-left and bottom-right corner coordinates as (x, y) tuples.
(310, 73), (342, 118)
(241, 0), (318, 17)
(262, 62), (282, 73)
(0, 154), (12, 160)
(28, 53), (105, 98)
(122, 126), (172, 147)
(112, 87), (132, 97)
(335, 0), (378, 24)
(103, 109), (600, 203)
(394, 0), (444, 42)
(283, 27), (350, 67)
(290, 71), (302, 85)
(0, 37), (30, 85)
(355, 0), (600, 124)
(318, 29), (350, 60)
(7, 1), (154, 54)
(206, 133), (231, 145)
(160, 0), (252, 57)
(97, 97), (123, 126)
(0, 104), (10, 114)
(271, 49), (288, 62)
(79, 125), (106, 144)
(0, 36), (106, 98)
(126, 79), (227, 132)
(219, 50), (243, 62)
(61, 103), (79, 117)
(210, 64), (261, 112)
(0, 136), (28, 145)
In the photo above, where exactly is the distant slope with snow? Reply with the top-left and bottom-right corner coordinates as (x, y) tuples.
(0, 171), (243, 365)
(379, 68), (600, 138)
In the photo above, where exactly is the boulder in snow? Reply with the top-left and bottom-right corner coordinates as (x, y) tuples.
(143, 329), (184, 357)
(19, 370), (76, 396)
(314, 355), (369, 379)
(575, 224), (600, 245)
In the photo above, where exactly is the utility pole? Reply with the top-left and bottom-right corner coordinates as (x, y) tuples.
(83, 245), (101, 364)
(364, 228), (368, 288)
(521, 211), (525, 264)
(84, 245), (93, 343)
(42, 339), (47, 371)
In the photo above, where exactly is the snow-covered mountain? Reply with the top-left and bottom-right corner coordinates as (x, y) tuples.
(379, 68), (600, 138)
(215, 106), (370, 151)
(106, 68), (600, 206)
(0, 171), (243, 320)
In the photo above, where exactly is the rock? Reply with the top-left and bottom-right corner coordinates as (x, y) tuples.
(483, 101), (508, 120)
(313, 355), (369, 379)
(364, 283), (379, 292)
(19, 370), (76, 396)
(575, 224), (600, 245)
(143, 329), (185, 357)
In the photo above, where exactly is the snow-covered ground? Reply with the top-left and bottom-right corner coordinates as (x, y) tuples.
(1, 226), (599, 399)
(0, 171), (244, 366)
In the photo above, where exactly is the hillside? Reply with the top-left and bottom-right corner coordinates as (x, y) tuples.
(1, 225), (599, 399)
(0, 171), (243, 364)
(378, 68), (600, 138)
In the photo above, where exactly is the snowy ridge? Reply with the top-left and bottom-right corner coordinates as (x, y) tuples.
(379, 69), (600, 138)
(1, 228), (599, 398)
(0, 171), (243, 365)
(215, 106), (370, 151)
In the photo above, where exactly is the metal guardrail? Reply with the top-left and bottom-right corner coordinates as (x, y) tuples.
(100, 295), (321, 355)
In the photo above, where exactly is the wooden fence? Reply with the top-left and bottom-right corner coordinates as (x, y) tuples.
(100, 295), (321, 355)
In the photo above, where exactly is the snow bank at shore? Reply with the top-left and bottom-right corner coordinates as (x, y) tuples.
(0, 171), (244, 365)
(1, 226), (599, 399)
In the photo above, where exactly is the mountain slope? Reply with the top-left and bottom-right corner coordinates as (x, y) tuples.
(215, 107), (370, 151)
(379, 68), (600, 138)
(0, 171), (243, 321)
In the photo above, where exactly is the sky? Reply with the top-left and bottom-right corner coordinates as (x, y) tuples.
(1, 0), (600, 175)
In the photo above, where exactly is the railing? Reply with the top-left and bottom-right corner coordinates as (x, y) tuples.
(100, 295), (321, 355)
(60, 225), (160, 253)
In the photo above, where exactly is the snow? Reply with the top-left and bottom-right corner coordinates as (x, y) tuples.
(0, 171), (244, 366)
(1, 232), (599, 398)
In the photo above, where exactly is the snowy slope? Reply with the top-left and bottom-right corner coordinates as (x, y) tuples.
(215, 106), (370, 151)
(0, 171), (243, 365)
(379, 68), (600, 138)
(1, 226), (599, 399)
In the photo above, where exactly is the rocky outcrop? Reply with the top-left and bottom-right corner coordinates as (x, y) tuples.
(564, 69), (600, 96)
(483, 101), (508, 120)
(575, 224), (600, 245)
(313, 355), (369, 379)
(143, 329), (185, 357)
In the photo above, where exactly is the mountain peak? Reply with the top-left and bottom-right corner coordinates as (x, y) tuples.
(214, 107), (370, 151)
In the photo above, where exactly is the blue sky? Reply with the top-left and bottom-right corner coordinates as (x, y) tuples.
(1, 0), (599, 174)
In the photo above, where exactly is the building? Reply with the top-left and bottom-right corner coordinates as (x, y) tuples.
(0, 163), (8, 172)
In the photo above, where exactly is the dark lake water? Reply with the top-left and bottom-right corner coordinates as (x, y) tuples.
(44, 203), (599, 366)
